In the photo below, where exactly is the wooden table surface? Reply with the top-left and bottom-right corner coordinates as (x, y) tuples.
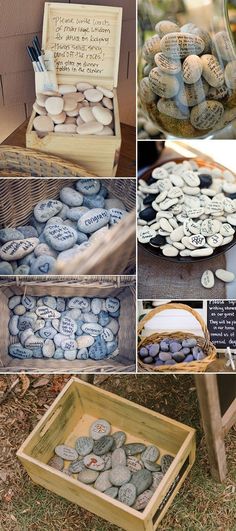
(2, 120), (136, 178)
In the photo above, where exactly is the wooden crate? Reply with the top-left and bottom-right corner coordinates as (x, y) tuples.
(17, 378), (196, 531)
(0, 178), (136, 275)
(0, 276), (136, 373)
(26, 3), (122, 177)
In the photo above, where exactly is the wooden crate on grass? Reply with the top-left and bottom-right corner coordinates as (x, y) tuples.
(26, 3), (122, 177)
(17, 378), (196, 531)
(0, 276), (136, 373)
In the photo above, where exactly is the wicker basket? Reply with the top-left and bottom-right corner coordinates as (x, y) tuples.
(0, 178), (136, 275)
(0, 146), (96, 177)
(138, 303), (217, 373)
(0, 275), (136, 373)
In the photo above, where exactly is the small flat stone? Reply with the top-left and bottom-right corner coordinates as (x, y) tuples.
(76, 335), (94, 349)
(93, 436), (114, 456)
(48, 455), (64, 471)
(142, 460), (162, 472)
(124, 443), (146, 456)
(104, 486), (118, 499)
(61, 338), (77, 350)
(77, 208), (110, 233)
(14, 304), (26, 316)
(160, 32), (204, 59)
(112, 431), (126, 449)
(55, 445), (78, 461)
(64, 349), (77, 360)
(109, 466), (131, 487)
(161, 454), (174, 474)
(0, 238), (39, 261)
(112, 448), (127, 468)
(43, 339), (55, 358)
(0, 228), (24, 243)
(9, 315), (19, 336)
(142, 445), (160, 463)
(69, 460), (86, 474)
(44, 224), (77, 251)
(36, 306), (60, 320)
(84, 88), (103, 102)
(83, 454), (105, 471)
(75, 437), (94, 457)
(25, 335), (44, 348)
(76, 179), (101, 196)
(9, 344), (33, 359)
(90, 419), (111, 440)
(81, 323), (102, 336)
(133, 489), (153, 511)
(127, 456), (143, 473)
(21, 295), (36, 310)
(215, 269), (235, 282)
(60, 316), (77, 336)
(68, 297), (90, 311)
(34, 200), (62, 222)
(182, 338), (197, 348)
(152, 471), (164, 489)
(9, 296), (21, 309)
(201, 270), (215, 289)
(118, 483), (137, 507)
(94, 470), (112, 492)
(78, 469), (99, 484)
(131, 469), (153, 496)
(30, 255), (56, 275)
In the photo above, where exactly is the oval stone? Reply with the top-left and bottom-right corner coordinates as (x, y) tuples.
(124, 443), (147, 456)
(48, 455), (64, 471)
(112, 431), (126, 449)
(43, 339), (55, 358)
(106, 297), (120, 313)
(44, 224), (77, 251)
(60, 317), (77, 336)
(76, 179), (101, 196)
(9, 344), (33, 359)
(190, 101), (224, 130)
(81, 323), (103, 336)
(161, 454), (174, 474)
(183, 55), (202, 84)
(78, 469), (99, 484)
(0, 238), (39, 261)
(160, 32), (204, 59)
(90, 419), (111, 440)
(61, 338), (77, 350)
(68, 297), (90, 311)
(133, 489), (153, 511)
(93, 436), (114, 456)
(127, 456), (143, 473)
(83, 454), (105, 471)
(112, 448), (127, 468)
(68, 459), (86, 474)
(9, 315), (19, 336)
(36, 306), (60, 320)
(77, 208), (110, 234)
(88, 336), (107, 359)
(75, 437), (94, 456)
(118, 483), (137, 507)
(55, 445), (78, 461)
(149, 68), (179, 98)
(94, 471), (112, 492)
(76, 335), (94, 349)
(131, 469), (153, 496)
(9, 296), (21, 310)
(142, 445), (160, 463)
(201, 54), (224, 88)
(104, 486), (118, 499)
(109, 466), (131, 487)
(34, 200), (62, 222)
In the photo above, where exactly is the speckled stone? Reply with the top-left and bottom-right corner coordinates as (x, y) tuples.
(109, 466), (131, 487)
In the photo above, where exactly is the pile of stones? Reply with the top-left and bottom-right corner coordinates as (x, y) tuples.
(139, 337), (205, 366)
(8, 295), (120, 361)
(137, 159), (236, 259)
(33, 83), (115, 136)
(140, 20), (236, 137)
(49, 418), (174, 511)
(0, 179), (127, 275)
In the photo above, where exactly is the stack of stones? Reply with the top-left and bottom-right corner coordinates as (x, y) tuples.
(33, 83), (114, 136)
(139, 337), (205, 366)
(140, 20), (236, 138)
(0, 179), (127, 275)
(8, 295), (120, 361)
(137, 159), (236, 259)
(49, 418), (174, 511)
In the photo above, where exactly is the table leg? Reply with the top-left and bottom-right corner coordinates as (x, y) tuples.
(195, 374), (227, 482)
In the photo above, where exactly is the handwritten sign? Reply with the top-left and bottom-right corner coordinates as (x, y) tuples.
(47, 13), (116, 77)
(207, 300), (236, 350)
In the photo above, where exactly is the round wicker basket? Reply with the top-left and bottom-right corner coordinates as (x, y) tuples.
(138, 303), (217, 373)
(0, 146), (96, 177)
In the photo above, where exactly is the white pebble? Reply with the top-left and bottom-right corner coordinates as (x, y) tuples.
(162, 245), (179, 257)
(201, 270), (215, 289)
(215, 269), (235, 282)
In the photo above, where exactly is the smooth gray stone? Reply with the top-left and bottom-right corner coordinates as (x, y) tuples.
(182, 338), (198, 348)
(105, 297), (120, 313)
(18, 315), (35, 331)
(88, 336), (107, 359)
(133, 489), (153, 511)
(36, 306), (60, 320)
(13, 304), (26, 316)
(127, 456), (143, 473)
(93, 436), (114, 456)
(56, 297), (65, 312)
(68, 297), (90, 311)
(8, 315), (19, 336)
(77, 208), (110, 234)
(103, 453), (112, 470)
(60, 316), (77, 336)
(161, 454), (174, 474)
(94, 470), (112, 492)
(43, 339), (55, 358)
(51, 319), (60, 331)
(77, 347), (89, 360)
(9, 343), (33, 359)
(30, 255), (56, 275)
(91, 298), (103, 314)
(160, 340), (169, 352)
(64, 349), (77, 360)
(55, 445), (78, 461)
(83, 312), (98, 323)
(57, 246), (80, 263)
(109, 208), (127, 226)
(109, 466), (131, 487)
(106, 339), (118, 356)
(78, 469), (99, 484)
(82, 322), (103, 336)
(172, 352), (186, 363)
(148, 344), (160, 357)
(34, 200), (63, 222)
(66, 206), (88, 221)
(25, 334), (44, 348)
(83, 454), (105, 471)
(69, 460), (86, 474)
(75, 437), (94, 456)
(53, 348), (64, 359)
(169, 341), (182, 353)
(31, 347), (42, 358)
(0, 228), (24, 243)
(124, 443), (146, 456)
(98, 311), (110, 327)
(83, 194), (105, 209)
(90, 419), (111, 440)
(14, 265), (30, 275)
(19, 328), (34, 345)
(48, 455), (64, 471)
(159, 352), (172, 362)
(9, 296), (21, 309)
(142, 460), (162, 472)
(59, 204), (69, 220)
(42, 296), (57, 310)
(76, 231), (89, 244)
(112, 448), (126, 468)
(142, 445), (160, 463)
(130, 469), (153, 496)
(44, 224), (77, 251)
(0, 261), (14, 274)
(75, 320), (84, 337)
(75, 179), (101, 196)
(61, 338), (77, 350)
(65, 309), (82, 321)
(185, 354), (194, 362)
(19, 251), (36, 267)
(59, 186), (83, 207)
(104, 486), (118, 499)
(152, 471), (164, 489)
(39, 327), (57, 340)
(54, 333), (68, 347)
(17, 225), (38, 239)
(102, 328), (114, 342)
(112, 431), (126, 449)
(118, 483), (137, 507)
(22, 295), (36, 310)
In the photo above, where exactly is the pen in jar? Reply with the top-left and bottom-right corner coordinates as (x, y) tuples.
(32, 35), (47, 72)
(27, 46), (43, 72)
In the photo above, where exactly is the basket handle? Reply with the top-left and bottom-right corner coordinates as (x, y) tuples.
(138, 303), (210, 344)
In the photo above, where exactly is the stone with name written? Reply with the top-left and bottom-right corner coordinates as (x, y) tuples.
(34, 200), (62, 222)
(36, 306), (60, 320)
(68, 297), (90, 311)
(133, 489), (153, 511)
(101, 328), (114, 342)
(55, 445), (78, 461)
(60, 337), (77, 350)
(109, 208), (127, 226)
(152, 471), (164, 489)
(18, 314), (35, 331)
(93, 436), (114, 456)
(90, 419), (111, 440)
(22, 295), (36, 310)
(25, 335), (44, 348)
(104, 486), (118, 499)
(69, 459), (86, 474)
(127, 456), (143, 473)
(60, 316), (77, 336)
(105, 297), (120, 313)
(48, 455), (64, 471)
(0, 238), (39, 261)
(161, 32), (204, 59)
(118, 483), (137, 507)
(44, 224), (77, 251)
(81, 322), (102, 336)
(142, 445), (160, 463)
(76, 179), (101, 196)
(77, 208), (110, 234)
(9, 344), (33, 359)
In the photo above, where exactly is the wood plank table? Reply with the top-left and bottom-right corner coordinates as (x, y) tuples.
(195, 374), (236, 482)
(2, 120), (136, 178)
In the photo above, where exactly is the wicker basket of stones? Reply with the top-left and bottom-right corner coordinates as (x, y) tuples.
(138, 303), (216, 372)
(0, 178), (136, 276)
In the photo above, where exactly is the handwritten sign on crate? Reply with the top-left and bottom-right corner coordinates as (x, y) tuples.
(207, 300), (236, 351)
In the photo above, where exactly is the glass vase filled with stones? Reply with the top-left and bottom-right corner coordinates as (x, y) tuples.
(33, 83), (115, 137)
(139, 4), (236, 138)
(8, 294), (120, 361)
(137, 158), (236, 261)
(49, 418), (174, 511)
(0, 179), (128, 275)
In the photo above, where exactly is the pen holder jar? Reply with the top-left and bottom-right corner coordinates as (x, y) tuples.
(139, 0), (236, 138)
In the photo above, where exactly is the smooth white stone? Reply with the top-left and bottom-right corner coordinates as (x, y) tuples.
(84, 88), (103, 102)
(79, 107), (95, 123)
(59, 84), (77, 94)
(162, 245), (179, 257)
(190, 247), (214, 257)
(201, 270), (215, 289)
(215, 269), (235, 282)
(77, 121), (104, 135)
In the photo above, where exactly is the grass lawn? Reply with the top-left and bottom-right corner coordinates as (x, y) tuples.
(0, 374), (235, 530)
